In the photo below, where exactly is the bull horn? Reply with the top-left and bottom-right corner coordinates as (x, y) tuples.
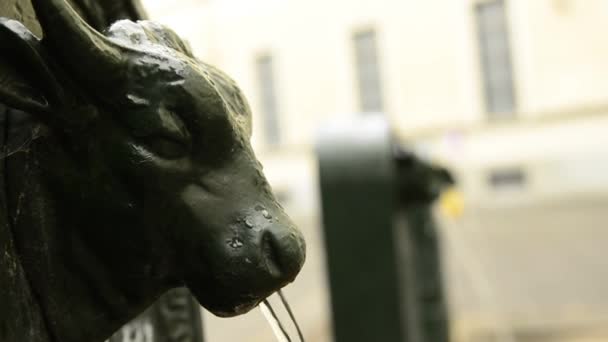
(30, 0), (125, 85)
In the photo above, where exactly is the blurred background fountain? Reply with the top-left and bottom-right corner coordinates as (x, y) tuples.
(140, 0), (608, 341)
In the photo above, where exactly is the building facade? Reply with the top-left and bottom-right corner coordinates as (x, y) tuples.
(146, 0), (608, 210)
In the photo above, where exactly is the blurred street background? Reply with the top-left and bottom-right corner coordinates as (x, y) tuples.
(141, 0), (608, 341)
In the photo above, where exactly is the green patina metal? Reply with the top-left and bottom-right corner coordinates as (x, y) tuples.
(0, 1), (306, 341)
(317, 116), (404, 342)
(107, 288), (204, 342)
(317, 116), (451, 342)
(395, 147), (452, 342)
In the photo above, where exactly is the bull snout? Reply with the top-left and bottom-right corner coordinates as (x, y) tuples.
(182, 179), (306, 316)
(201, 204), (305, 316)
(179, 150), (307, 316)
(249, 206), (306, 282)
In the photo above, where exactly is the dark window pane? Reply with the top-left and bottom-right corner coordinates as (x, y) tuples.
(256, 55), (280, 146)
(476, 0), (517, 117)
(353, 29), (384, 113)
(488, 167), (526, 188)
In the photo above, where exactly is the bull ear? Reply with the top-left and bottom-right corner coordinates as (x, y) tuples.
(0, 18), (63, 115)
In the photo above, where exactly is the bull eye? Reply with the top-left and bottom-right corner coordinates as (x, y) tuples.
(143, 136), (189, 159)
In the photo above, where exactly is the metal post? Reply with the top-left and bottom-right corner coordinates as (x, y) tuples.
(108, 288), (204, 342)
(317, 116), (451, 342)
(394, 148), (452, 342)
(316, 115), (404, 342)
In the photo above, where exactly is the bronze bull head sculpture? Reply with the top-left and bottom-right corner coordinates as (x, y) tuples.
(0, 0), (305, 341)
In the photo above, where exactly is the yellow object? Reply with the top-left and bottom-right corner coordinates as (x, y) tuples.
(439, 187), (464, 219)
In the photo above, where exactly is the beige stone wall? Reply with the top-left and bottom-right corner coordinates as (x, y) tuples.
(143, 0), (608, 210)
(145, 0), (608, 142)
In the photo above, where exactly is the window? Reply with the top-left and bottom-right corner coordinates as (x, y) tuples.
(353, 29), (384, 113)
(488, 167), (526, 188)
(476, 0), (516, 117)
(256, 55), (280, 146)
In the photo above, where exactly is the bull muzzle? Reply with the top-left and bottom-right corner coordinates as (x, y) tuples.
(249, 204), (306, 281)
(180, 174), (306, 317)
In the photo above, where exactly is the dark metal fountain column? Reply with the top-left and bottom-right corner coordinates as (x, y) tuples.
(394, 147), (452, 342)
(317, 115), (451, 342)
(108, 288), (204, 342)
(317, 115), (404, 342)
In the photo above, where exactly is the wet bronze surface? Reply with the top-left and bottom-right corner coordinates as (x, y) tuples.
(0, 1), (305, 341)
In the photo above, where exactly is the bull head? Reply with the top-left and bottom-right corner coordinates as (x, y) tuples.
(0, 0), (305, 337)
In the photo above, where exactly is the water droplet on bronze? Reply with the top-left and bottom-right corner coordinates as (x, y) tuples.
(262, 210), (272, 219)
(227, 237), (243, 249)
(245, 219), (254, 228)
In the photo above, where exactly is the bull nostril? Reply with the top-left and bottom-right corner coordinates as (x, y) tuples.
(262, 232), (282, 277)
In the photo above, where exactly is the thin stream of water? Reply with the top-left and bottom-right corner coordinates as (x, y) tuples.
(277, 290), (305, 342)
(260, 299), (292, 342)
(260, 291), (306, 342)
